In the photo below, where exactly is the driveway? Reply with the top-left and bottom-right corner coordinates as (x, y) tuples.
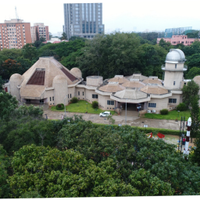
(43, 107), (180, 130)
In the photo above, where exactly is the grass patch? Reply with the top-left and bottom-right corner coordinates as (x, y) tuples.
(144, 110), (191, 120)
(51, 100), (116, 115)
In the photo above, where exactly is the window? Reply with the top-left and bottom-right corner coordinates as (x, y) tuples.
(173, 81), (176, 85)
(70, 94), (72, 98)
(92, 94), (98, 99)
(175, 64), (177, 69)
(52, 96), (54, 101)
(148, 103), (156, 108)
(82, 92), (84, 96)
(169, 98), (177, 103)
(78, 91), (80, 96)
(107, 100), (114, 105)
(50, 97), (51, 101)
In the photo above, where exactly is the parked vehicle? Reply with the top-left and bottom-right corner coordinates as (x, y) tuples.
(99, 111), (111, 117)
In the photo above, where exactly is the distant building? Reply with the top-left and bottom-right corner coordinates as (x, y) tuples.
(0, 19), (32, 49)
(157, 35), (199, 46)
(164, 27), (192, 38)
(63, 3), (104, 40)
(31, 23), (49, 43)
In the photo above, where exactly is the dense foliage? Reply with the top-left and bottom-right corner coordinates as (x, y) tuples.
(1, 32), (200, 81)
(92, 101), (98, 109)
(160, 109), (168, 115)
(182, 80), (199, 108)
(1, 93), (200, 197)
(56, 103), (64, 110)
(70, 97), (78, 103)
(176, 103), (187, 111)
(2, 32), (200, 197)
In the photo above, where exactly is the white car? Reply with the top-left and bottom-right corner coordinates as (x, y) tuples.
(99, 111), (111, 117)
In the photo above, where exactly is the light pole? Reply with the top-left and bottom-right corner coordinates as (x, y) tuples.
(86, 103), (88, 113)
(64, 95), (67, 118)
(125, 99), (127, 125)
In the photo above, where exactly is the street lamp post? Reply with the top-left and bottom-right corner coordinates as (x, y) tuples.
(125, 99), (127, 125)
(64, 96), (67, 118)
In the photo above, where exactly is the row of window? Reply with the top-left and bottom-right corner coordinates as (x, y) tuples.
(78, 91), (84, 96)
(148, 98), (177, 108)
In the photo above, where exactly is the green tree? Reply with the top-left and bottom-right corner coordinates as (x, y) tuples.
(22, 44), (38, 62)
(190, 95), (199, 143)
(0, 76), (3, 90)
(158, 38), (172, 51)
(186, 53), (200, 69)
(8, 144), (139, 197)
(186, 67), (200, 79)
(61, 32), (67, 40)
(77, 32), (141, 79)
(1, 59), (21, 79)
(182, 80), (199, 108)
(0, 91), (18, 120)
(0, 145), (10, 198)
(137, 43), (167, 78)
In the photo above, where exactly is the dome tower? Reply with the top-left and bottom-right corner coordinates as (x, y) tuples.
(162, 49), (187, 89)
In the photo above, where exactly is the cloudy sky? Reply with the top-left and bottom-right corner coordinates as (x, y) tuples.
(1, 0), (200, 36)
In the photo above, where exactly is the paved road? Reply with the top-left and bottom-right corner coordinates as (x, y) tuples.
(43, 108), (180, 130)
(42, 106), (196, 148)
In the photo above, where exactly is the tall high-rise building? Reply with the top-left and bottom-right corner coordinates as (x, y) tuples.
(0, 19), (32, 50)
(164, 27), (192, 38)
(64, 3), (104, 39)
(31, 23), (49, 43)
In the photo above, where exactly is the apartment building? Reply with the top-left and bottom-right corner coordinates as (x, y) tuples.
(31, 23), (49, 43)
(157, 35), (199, 46)
(0, 19), (32, 49)
(64, 3), (104, 39)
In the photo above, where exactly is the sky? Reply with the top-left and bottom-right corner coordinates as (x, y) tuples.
(1, 0), (200, 36)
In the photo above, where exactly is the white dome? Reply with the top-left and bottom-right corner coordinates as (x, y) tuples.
(70, 67), (82, 78)
(53, 75), (68, 84)
(165, 49), (186, 63)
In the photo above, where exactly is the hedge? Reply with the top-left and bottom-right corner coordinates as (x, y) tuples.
(93, 123), (182, 136)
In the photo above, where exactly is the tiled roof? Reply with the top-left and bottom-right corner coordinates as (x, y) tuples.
(143, 78), (162, 85)
(27, 70), (45, 85)
(122, 80), (145, 88)
(140, 85), (168, 95)
(108, 76), (129, 84)
(99, 83), (125, 93)
(61, 67), (77, 82)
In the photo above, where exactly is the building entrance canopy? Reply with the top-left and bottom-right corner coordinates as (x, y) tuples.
(110, 89), (151, 104)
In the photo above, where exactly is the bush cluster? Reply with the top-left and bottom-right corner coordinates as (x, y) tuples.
(56, 104), (64, 110)
(92, 101), (98, 109)
(176, 103), (187, 111)
(160, 109), (168, 115)
(70, 97), (78, 103)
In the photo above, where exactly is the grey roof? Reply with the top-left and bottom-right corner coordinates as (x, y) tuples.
(165, 49), (186, 63)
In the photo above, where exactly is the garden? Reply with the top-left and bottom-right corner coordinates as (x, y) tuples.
(51, 98), (116, 115)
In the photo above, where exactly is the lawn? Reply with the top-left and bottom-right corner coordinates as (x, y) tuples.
(51, 100), (116, 115)
(144, 110), (191, 120)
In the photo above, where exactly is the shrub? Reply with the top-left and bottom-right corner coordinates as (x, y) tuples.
(160, 109), (168, 115)
(92, 101), (98, 109)
(176, 103), (187, 111)
(56, 104), (64, 110)
(70, 97), (78, 103)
